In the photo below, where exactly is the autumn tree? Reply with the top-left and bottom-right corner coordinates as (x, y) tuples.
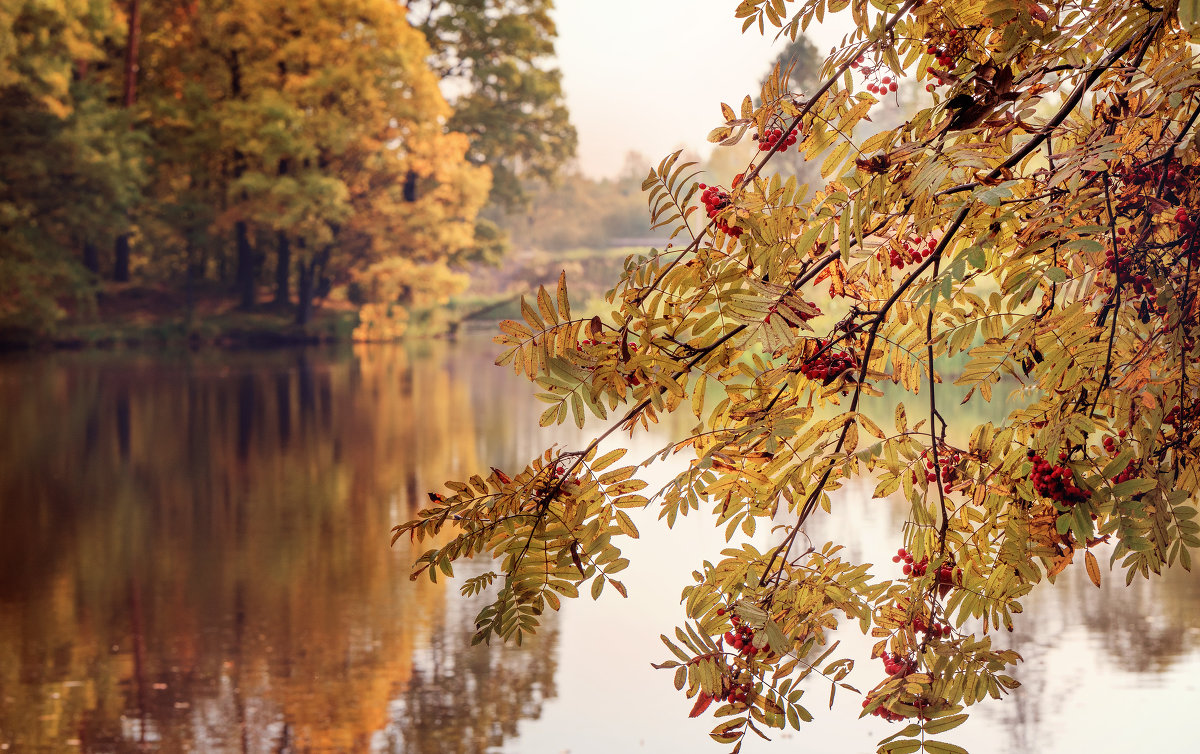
(0, 0), (141, 334)
(396, 1), (1200, 752)
(129, 0), (491, 324)
(408, 0), (578, 210)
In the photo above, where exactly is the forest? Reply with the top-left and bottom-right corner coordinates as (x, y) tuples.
(0, 0), (580, 344)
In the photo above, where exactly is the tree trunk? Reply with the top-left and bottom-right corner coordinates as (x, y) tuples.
(83, 241), (99, 273)
(184, 241), (196, 329)
(295, 260), (313, 326)
(113, 234), (131, 282)
(113, 0), (140, 284)
(274, 231), (290, 306)
(236, 220), (255, 310)
(273, 158), (291, 306)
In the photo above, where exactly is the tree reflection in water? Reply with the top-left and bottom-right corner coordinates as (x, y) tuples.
(0, 340), (1196, 753)
(383, 606), (559, 753)
(0, 340), (561, 753)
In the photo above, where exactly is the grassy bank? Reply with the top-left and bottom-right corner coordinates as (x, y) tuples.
(0, 246), (664, 351)
(0, 282), (358, 350)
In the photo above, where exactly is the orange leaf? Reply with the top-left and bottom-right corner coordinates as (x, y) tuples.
(828, 260), (847, 298)
(689, 692), (714, 718)
(1047, 549), (1074, 578)
(1085, 550), (1101, 588)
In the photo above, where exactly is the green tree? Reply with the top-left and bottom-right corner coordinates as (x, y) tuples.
(0, 0), (141, 334)
(397, 1), (1200, 752)
(492, 152), (654, 252)
(765, 33), (821, 94)
(408, 0), (578, 209)
(756, 33), (823, 182)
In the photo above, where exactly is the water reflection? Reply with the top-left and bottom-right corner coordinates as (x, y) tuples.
(0, 338), (1196, 753)
(0, 339), (563, 753)
(796, 485), (1200, 753)
(384, 596), (559, 754)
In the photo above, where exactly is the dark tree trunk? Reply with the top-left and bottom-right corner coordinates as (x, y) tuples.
(184, 242), (196, 328)
(403, 169), (418, 202)
(228, 49), (255, 311)
(113, 1), (140, 284)
(83, 241), (99, 273)
(113, 234), (131, 282)
(274, 231), (290, 306)
(236, 220), (254, 310)
(295, 260), (313, 326)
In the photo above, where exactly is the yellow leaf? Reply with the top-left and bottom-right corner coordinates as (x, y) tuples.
(556, 270), (571, 321)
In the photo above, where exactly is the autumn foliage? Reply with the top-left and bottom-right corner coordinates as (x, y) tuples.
(396, 1), (1200, 752)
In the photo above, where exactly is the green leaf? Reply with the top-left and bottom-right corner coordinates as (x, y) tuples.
(922, 741), (969, 754)
(922, 713), (969, 735)
(1112, 478), (1156, 496)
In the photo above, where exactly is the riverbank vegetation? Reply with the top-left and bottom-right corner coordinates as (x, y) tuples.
(0, 0), (576, 346)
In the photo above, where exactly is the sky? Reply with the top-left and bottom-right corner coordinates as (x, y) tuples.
(550, 0), (852, 179)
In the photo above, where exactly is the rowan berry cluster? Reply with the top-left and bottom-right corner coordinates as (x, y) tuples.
(1116, 160), (1192, 206)
(879, 651), (915, 678)
(1112, 158), (1200, 262)
(892, 547), (927, 577)
(911, 614), (953, 638)
(884, 236), (937, 269)
(754, 125), (797, 153)
(535, 463), (577, 496)
(1102, 430), (1137, 484)
(720, 612), (762, 658)
(862, 695), (907, 721)
(924, 28), (961, 91)
(1103, 239), (1156, 296)
(933, 562), (961, 597)
(850, 54), (899, 97)
(713, 607), (763, 706)
(1175, 206), (1196, 234)
(716, 675), (755, 706)
(863, 647), (948, 723)
(862, 652), (915, 721)
(1164, 403), (1195, 430)
(913, 446), (962, 491)
(799, 339), (858, 381)
(698, 183), (743, 237)
(1028, 451), (1089, 507)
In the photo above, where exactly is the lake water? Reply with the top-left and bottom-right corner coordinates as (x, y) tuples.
(0, 335), (1196, 753)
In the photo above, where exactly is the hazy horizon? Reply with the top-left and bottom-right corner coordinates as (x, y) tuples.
(551, 0), (851, 179)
